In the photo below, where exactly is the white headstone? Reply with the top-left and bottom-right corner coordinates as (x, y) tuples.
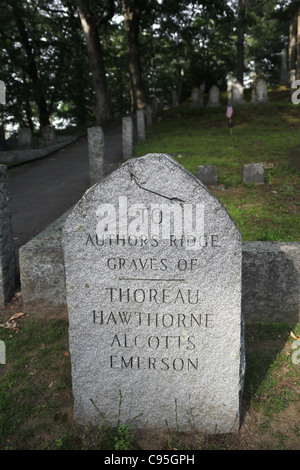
(63, 153), (245, 434)
(231, 82), (245, 105)
(255, 79), (268, 103)
(207, 85), (220, 107)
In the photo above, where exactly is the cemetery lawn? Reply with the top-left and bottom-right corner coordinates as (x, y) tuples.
(132, 91), (300, 242)
(0, 296), (299, 450)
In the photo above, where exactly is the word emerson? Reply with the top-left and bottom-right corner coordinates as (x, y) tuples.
(110, 354), (199, 371)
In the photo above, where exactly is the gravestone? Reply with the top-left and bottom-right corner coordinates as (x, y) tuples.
(189, 87), (203, 109)
(136, 109), (145, 140)
(122, 117), (133, 160)
(243, 163), (264, 184)
(18, 128), (32, 149)
(195, 165), (217, 185)
(254, 79), (268, 104)
(231, 82), (245, 105)
(63, 153), (245, 434)
(0, 165), (16, 306)
(42, 125), (56, 146)
(207, 85), (220, 107)
(88, 126), (105, 185)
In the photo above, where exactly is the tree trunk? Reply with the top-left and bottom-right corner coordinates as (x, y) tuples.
(297, 8), (300, 80)
(77, 0), (113, 126)
(289, 15), (297, 71)
(122, 0), (146, 112)
(237, 0), (245, 85)
(12, 4), (50, 129)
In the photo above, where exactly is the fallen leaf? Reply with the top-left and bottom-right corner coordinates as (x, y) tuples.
(8, 312), (25, 321)
(290, 332), (300, 340)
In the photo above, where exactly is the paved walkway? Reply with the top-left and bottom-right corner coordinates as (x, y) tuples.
(8, 121), (123, 256)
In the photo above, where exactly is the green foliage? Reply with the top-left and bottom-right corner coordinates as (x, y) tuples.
(132, 97), (300, 242)
(90, 390), (141, 451)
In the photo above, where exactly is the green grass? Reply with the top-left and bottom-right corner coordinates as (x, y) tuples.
(131, 93), (300, 242)
(0, 316), (299, 450)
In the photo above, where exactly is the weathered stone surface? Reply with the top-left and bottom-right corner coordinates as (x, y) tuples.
(231, 82), (245, 105)
(207, 85), (220, 107)
(0, 165), (16, 305)
(122, 117), (133, 160)
(19, 209), (70, 316)
(63, 153), (244, 434)
(242, 242), (300, 323)
(20, 222), (300, 324)
(243, 163), (264, 184)
(88, 126), (105, 185)
(255, 79), (268, 103)
(195, 165), (217, 185)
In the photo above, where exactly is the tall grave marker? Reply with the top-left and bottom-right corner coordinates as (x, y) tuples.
(0, 165), (16, 306)
(63, 154), (245, 434)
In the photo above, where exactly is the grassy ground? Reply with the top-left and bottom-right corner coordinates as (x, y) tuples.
(132, 89), (300, 242)
(0, 295), (299, 450)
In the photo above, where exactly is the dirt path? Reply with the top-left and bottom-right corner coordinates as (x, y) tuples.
(8, 122), (123, 255)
